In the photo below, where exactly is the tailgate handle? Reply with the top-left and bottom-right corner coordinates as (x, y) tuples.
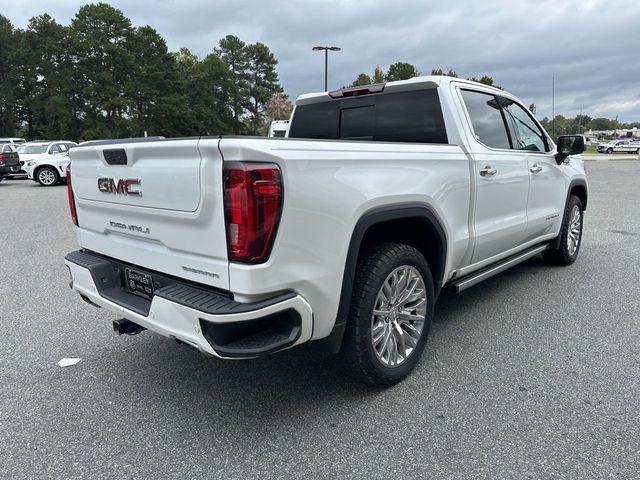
(103, 149), (127, 166)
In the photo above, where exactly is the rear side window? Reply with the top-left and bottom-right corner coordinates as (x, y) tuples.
(461, 90), (510, 149)
(289, 89), (448, 144)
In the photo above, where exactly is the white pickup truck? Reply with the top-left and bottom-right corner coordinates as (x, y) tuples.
(64, 76), (588, 386)
(596, 139), (640, 154)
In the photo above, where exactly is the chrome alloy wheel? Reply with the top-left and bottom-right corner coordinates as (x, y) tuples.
(371, 265), (427, 367)
(38, 169), (56, 185)
(567, 205), (582, 256)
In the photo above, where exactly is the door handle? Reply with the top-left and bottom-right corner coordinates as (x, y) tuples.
(530, 164), (543, 174)
(479, 166), (497, 177)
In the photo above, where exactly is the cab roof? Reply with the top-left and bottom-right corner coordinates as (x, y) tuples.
(296, 75), (505, 106)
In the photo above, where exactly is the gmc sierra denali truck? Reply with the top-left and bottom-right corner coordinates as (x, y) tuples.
(64, 76), (588, 386)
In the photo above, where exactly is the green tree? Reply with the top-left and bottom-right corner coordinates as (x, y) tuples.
(128, 25), (191, 137)
(177, 48), (234, 135)
(372, 67), (385, 83)
(246, 42), (282, 135)
(385, 62), (419, 81)
(216, 35), (250, 134)
(68, 3), (135, 139)
(13, 14), (73, 139)
(469, 75), (501, 89)
(590, 117), (615, 130)
(351, 73), (372, 86)
(0, 16), (18, 136)
(431, 68), (458, 77)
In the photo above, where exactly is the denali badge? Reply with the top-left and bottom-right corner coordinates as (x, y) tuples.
(98, 178), (142, 196)
(109, 221), (150, 234)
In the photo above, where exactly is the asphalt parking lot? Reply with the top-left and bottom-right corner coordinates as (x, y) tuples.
(1, 160), (639, 479)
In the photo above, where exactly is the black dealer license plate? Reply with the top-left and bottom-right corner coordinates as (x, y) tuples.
(125, 268), (154, 300)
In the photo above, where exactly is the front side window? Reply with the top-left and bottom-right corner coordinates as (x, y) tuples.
(461, 90), (510, 149)
(501, 99), (548, 152)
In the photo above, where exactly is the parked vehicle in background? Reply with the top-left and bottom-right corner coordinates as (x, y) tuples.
(597, 139), (640, 154)
(65, 76), (588, 386)
(0, 146), (21, 182)
(0, 137), (26, 144)
(24, 150), (74, 186)
(268, 120), (289, 137)
(14, 141), (77, 176)
(1, 143), (18, 153)
(583, 135), (598, 146)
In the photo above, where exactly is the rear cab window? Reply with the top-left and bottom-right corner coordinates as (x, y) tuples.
(460, 90), (510, 149)
(288, 89), (448, 144)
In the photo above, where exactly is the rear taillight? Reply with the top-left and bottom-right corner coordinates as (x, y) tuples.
(223, 162), (283, 264)
(66, 164), (78, 226)
(0, 153), (4, 165)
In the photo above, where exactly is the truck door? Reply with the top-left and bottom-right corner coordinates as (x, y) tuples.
(615, 140), (628, 152)
(500, 99), (565, 242)
(458, 89), (530, 263)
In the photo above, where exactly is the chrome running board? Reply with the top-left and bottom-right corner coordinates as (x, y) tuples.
(450, 244), (549, 293)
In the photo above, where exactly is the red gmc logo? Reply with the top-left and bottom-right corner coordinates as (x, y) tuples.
(98, 178), (142, 196)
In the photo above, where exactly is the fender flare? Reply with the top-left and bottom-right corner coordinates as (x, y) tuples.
(552, 178), (588, 249)
(326, 203), (448, 351)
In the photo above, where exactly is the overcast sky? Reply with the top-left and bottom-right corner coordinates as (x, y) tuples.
(6, 0), (640, 122)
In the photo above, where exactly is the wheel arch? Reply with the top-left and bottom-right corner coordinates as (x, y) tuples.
(326, 203), (448, 352)
(34, 164), (58, 183)
(550, 178), (588, 250)
(569, 178), (588, 211)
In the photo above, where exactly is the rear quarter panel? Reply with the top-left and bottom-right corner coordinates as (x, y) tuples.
(219, 137), (471, 339)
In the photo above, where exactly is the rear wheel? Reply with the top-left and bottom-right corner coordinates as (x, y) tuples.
(343, 243), (434, 386)
(36, 167), (59, 186)
(543, 195), (583, 265)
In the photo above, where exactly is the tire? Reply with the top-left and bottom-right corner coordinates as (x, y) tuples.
(0, 175), (3, 183)
(543, 195), (584, 265)
(606, 148), (613, 154)
(635, 149), (639, 154)
(36, 167), (59, 186)
(343, 242), (435, 387)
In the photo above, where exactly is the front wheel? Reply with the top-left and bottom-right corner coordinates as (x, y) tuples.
(606, 148), (613, 154)
(543, 195), (584, 265)
(343, 243), (435, 387)
(36, 167), (59, 186)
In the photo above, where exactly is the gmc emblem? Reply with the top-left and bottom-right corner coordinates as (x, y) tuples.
(98, 178), (142, 196)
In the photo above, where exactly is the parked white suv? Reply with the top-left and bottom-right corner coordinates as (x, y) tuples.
(15, 141), (77, 176)
(64, 76), (587, 386)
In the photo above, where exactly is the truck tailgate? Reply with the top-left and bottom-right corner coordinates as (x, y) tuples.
(1, 151), (20, 168)
(70, 138), (230, 290)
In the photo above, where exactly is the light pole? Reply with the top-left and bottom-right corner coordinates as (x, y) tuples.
(312, 46), (341, 91)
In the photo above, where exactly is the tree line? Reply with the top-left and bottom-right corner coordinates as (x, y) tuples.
(1, 4), (635, 142)
(351, 64), (501, 88)
(540, 115), (640, 136)
(0, 3), (288, 141)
